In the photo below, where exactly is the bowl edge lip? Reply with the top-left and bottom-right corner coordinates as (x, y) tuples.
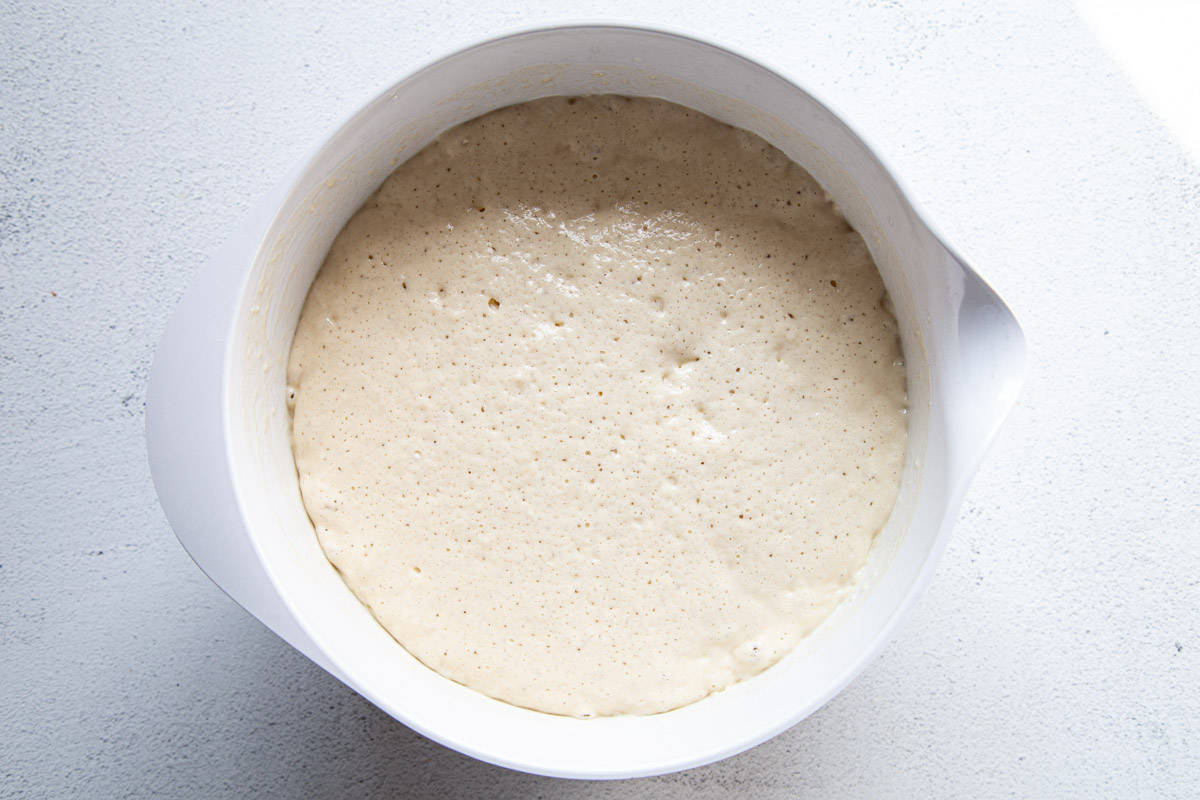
(215, 19), (1025, 780)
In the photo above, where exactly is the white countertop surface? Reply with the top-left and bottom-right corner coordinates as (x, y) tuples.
(2, 1), (1197, 797)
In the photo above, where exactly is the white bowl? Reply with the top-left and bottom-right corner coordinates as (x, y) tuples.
(146, 24), (1025, 779)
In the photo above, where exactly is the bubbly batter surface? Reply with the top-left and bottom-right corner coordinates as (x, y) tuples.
(288, 96), (907, 717)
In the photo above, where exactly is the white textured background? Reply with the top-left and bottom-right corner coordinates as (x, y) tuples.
(2, 1), (1198, 797)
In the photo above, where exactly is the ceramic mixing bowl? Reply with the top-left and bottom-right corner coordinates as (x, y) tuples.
(146, 24), (1025, 779)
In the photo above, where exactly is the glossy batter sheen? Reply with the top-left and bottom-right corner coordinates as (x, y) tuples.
(288, 96), (907, 717)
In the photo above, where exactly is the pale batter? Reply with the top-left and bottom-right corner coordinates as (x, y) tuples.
(288, 96), (907, 717)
